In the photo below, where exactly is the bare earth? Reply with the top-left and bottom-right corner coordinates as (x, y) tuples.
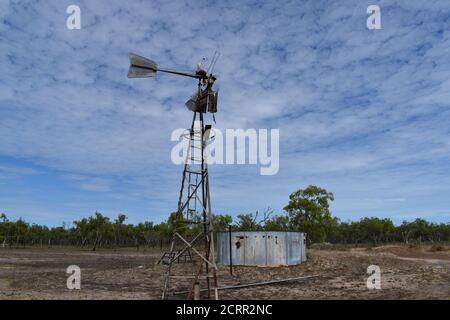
(0, 245), (448, 300)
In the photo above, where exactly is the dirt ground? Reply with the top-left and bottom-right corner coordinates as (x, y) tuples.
(0, 245), (448, 300)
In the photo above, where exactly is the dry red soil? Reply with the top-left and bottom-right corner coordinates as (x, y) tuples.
(0, 245), (448, 300)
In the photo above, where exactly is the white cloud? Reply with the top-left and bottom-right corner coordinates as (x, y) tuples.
(0, 0), (449, 224)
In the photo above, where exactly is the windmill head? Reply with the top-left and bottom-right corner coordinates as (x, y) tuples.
(128, 52), (219, 114)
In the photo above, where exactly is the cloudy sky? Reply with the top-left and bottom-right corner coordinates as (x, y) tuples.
(0, 0), (449, 226)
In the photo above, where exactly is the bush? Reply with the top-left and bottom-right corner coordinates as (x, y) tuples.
(429, 245), (446, 252)
(408, 243), (422, 250)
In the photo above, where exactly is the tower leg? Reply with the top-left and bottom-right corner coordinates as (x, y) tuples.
(161, 111), (219, 300)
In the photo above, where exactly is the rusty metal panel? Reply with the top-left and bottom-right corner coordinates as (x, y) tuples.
(301, 233), (307, 262)
(233, 232), (246, 265)
(217, 231), (306, 266)
(246, 232), (266, 265)
(207, 90), (218, 113)
(217, 232), (230, 264)
(286, 232), (302, 265)
(266, 232), (286, 265)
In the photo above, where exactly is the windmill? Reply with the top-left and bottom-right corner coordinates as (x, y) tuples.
(128, 52), (220, 300)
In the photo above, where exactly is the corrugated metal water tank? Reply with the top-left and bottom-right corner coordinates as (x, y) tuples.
(216, 231), (306, 266)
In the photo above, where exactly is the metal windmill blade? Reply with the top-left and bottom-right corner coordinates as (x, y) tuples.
(128, 53), (158, 78)
(185, 93), (200, 112)
(185, 88), (218, 113)
(185, 90), (207, 113)
(128, 53), (200, 79)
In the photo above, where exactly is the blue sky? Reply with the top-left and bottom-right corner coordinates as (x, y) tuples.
(0, 0), (450, 226)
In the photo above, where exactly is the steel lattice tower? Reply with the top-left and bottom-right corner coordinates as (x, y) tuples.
(161, 107), (219, 300)
(127, 53), (220, 300)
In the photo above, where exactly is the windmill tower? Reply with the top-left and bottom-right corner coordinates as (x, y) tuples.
(128, 52), (220, 300)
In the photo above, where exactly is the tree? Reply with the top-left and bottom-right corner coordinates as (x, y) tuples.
(283, 185), (336, 245)
(136, 221), (155, 247)
(115, 214), (127, 225)
(398, 220), (412, 244)
(235, 213), (262, 231)
(357, 217), (394, 244)
(264, 215), (290, 231)
(88, 212), (110, 251)
(113, 213), (128, 246)
(409, 218), (431, 243)
(433, 223), (450, 242)
(0, 202), (448, 249)
(14, 218), (29, 247)
(73, 218), (89, 247)
(0, 214), (9, 247)
(213, 214), (233, 232)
